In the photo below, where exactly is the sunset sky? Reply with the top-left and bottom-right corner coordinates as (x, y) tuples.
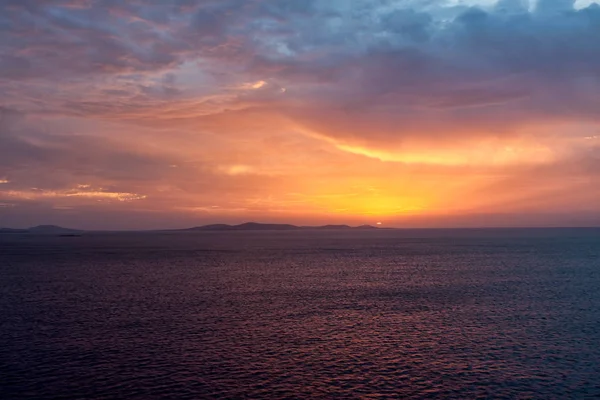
(1, 0), (600, 229)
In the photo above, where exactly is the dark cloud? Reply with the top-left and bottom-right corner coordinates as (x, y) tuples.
(2, 1), (599, 141)
(243, 1), (600, 147)
(0, 1), (188, 80)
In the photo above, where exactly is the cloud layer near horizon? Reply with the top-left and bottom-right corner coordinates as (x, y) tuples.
(1, 0), (600, 228)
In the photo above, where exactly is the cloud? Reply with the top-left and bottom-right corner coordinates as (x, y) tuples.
(0, 1), (187, 80)
(4, 187), (146, 202)
(3, 0), (598, 159)
(255, 1), (600, 157)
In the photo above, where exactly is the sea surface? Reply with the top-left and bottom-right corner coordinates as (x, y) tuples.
(1, 228), (600, 399)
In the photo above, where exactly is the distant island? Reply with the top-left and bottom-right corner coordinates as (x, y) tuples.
(180, 222), (381, 231)
(0, 225), (83, 235)
(0, 222), (382, 236)
(0, 222), (383, 234)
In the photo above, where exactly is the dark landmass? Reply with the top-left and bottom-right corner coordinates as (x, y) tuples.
(0, 225), (82, 235)
(185, 222), (298, 231)
(181, 222), (380, 231)
(194, 224), (236, 231)
(356, 224), (380, 229)
(315, 224), (352, 230)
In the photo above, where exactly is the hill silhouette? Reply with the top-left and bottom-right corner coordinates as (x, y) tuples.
(0, 225), (82, 235)
(182, 222), (380, 231)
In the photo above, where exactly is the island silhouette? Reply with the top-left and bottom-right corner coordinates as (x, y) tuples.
(0, 225), (83, 235)
(182, 222), (381, 231)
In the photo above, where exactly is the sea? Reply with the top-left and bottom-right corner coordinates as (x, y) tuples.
(1, 228), (600, 399)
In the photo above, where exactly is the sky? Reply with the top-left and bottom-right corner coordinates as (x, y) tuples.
(1, 0), (600, 229)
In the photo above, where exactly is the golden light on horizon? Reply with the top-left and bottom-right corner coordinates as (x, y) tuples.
(307, 193), (428, 217)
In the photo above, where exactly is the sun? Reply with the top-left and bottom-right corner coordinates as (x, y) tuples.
(376, 222), (382, 225)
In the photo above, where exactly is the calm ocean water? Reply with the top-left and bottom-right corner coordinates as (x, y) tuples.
(1, 228), (600, 399)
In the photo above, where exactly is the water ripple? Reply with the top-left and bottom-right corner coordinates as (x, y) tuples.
(1, 229), (600, 398)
